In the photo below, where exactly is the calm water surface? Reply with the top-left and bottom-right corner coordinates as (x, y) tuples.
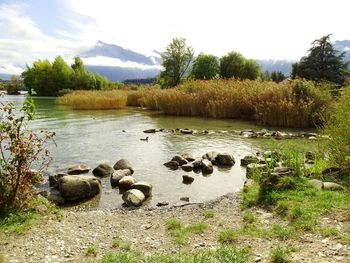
(1, 95), (311, 210)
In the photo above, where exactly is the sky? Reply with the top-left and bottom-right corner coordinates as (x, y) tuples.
(0, 0), (349, 75)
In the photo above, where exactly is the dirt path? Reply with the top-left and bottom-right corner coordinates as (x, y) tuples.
(1, 193), (349, 263)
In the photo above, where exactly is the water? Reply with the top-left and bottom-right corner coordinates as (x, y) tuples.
(1, 95), (311, 210)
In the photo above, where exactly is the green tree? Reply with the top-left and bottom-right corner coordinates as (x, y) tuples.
(191, 53), (219, 80)
(6, 75), (23, 95)
(219, 51), (245, 79)
(159, 38), (194, 88)
(51, 56), (73, 94)
(71, 57), (85, 72)
(294, 34), (349, 85)
(270, 71), (287, 83)
(243, 59), (261, 80)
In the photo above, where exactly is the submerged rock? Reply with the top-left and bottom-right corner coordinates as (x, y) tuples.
(163, 161), (179, 170)
(67, 164), (90, 175)
(171, 155), (188, 165)
(215, 153), (235, 166)
(113, 159), (134, 174)
(181, 153), (195, 162)
(143, 129), (157, 133)
(180, 128), (194, 134)
(182, 175), (194, 184)
(202, 151), (220, 165)
(93, 163), (114, 178)
(202, 159), (214, 174)
(192, 158), (203, 169)
(58, 175), (101, 201)
(181, 163), (194, 172)
(122, 189), (145, 207)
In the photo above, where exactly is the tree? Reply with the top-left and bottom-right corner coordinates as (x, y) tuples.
(294, 34), (349, 85)
(270, 71), (287, 83)
(243, 59), (261, 80)
(191, 53), (219, 80)
(220, 51), (245, 79)
(51, 56), (73, 94)
(158, 38), (194, 88)
(6, 75), (23, 95)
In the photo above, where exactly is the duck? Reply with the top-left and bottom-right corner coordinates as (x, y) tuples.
(140, 136), (149, 142)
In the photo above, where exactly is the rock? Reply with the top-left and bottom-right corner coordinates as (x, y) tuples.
(215, 153), (235, 166)
(240, 130), (256, 138)
(202, 151), (220, 165)
(171, 155), (188, 165)
(192, 158), (203, 169)
(143, 129), (156, 133)
(163, 161), (179, 170)
(201, 159), (214, 174)
(246, 163), (267, 178)
(256, 129), (268, 136)
(181, 153), (195, 162)
(240, 155), (259, 166)
(182, 175), (194, 184)
(180, 196), (190, 202)
(113, 159), (134, 174)
(181, 163), (194, 172)
(49, 173), (67, 188)
(156, 201), (169, 207)
(309, 179), (324, 190)
(67, 164), (90, 175)
(323, 182), (345, 191)
(130, 182), (152, 198)
(110, 169), (132, 188)
(92, 163), (114, 178)
(122, 189), (145, 207)
(309, 136), (317, 140)
(302, 132), (318, 138)
(58, 175), (101, 201)
(118, 176), (137, 189)
(180, 128), (193, 134)
(272, 167), (295, 176)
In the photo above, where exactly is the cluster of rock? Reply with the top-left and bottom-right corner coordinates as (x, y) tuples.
(143, 128), (324, 140)
(41, 160), (152, 207)
(163, 151), (235, 184)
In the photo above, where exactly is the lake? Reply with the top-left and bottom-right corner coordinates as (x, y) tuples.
(1, 95), (315, 210)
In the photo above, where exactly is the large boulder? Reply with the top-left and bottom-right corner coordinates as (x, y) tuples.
(58, 175), (101, 201)
(181, 153), (195, 162)
(92, 163), (114, 178)
(113, 159), (134, 174)
(246, 163), (267, 178)
(39, 189), (65, 205)
(163, 161), (179, 170)
(240, 155), (259, 166)
(171, 155), (188, 165)
(202, 159), (214, 174)
(110, 169), (132, 188)
(192, 158), (203, 169)
(67, 164), (90, 175)
(202, 151), (220, 165)
(122, 189), (145, 207)
(215, 153), (235, 166)
(118, 176), (137, 189)
(49, 173), (67, 188)
(130, 182), (152, 198)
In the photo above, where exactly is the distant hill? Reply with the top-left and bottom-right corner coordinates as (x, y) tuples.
(256, 59), (294, 76)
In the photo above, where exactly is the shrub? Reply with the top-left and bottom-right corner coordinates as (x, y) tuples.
(0, 92), (54, 211)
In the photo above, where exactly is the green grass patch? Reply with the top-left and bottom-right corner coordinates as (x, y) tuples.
(203, 210), (215, 219)
(270, 224), (297, 240)
(318, 227), (339, 237)
(86, 246), (98, 257)
(91, 246), (251, 263)
(269, 246), (293, 263)
(340, 227), (350, 245)
(243, 211), (258, 225)
(0, 197), (61, 235)
(165, 218), (207, 245)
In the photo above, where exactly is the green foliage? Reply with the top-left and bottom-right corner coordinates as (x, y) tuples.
(242, 211), (258, 225)
(220, 51), (261, 80)
(318, 227), (338, 237)
(21, 56), (112, 96)
(93, 247), (251, 263)
(5, 75), (23, 95)
(293, 34), (349, 85)
(0, 93), (54, 211)
(165, 218), (207, 245)
(86, 246), (98, 257)
(323, 87), (350, 175)
(269, 246), (292, 263)
(203, 210), (215, 219)
(191, 53), (219, 80)
(159, 38), (194, 88)
(218, 229), (239, 243)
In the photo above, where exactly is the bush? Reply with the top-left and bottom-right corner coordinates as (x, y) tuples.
(0, 92), (54, 211)
(324, 86), (350, 176)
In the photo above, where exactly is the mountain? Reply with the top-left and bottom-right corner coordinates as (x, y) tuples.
(256, 59), (294, 76)
(334, 40), (350, 61)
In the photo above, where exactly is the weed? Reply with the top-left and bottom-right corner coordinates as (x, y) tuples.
(270, 224), (297, 240)
(120, 242), (132, 251)
(219, 229), (239, 243)
(86, 246), (98, 257)
(269, 246), (292, 263)
(204, 210), (215, 219)
(243, 211), (258, 225)
(318, 227), (339, 237)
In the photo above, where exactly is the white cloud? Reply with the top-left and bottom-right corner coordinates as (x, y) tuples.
(82, 56), (162, 69)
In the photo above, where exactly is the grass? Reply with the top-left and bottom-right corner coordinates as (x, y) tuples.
(318, 227), (339, 237)
(269, 246), (292, 263)
(340, 227), (350, 245)
(112, 237), (132, 251)
(242, 211), (258, 225)
(57, 79), (333, 128)
(86, 246), (98, 257)
(203, 210), (215, 219)
(89, 246), (251, 263)
(0, 196), (62, 235)
(165, 218), (207, 245)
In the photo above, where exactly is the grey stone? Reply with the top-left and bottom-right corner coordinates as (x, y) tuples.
(202, 151), (220, 165)
(180, 128), (193, 134)
(180, 196), (190, 202)
(130, 182), (152, 198)
(240, 155), (259, 166)
(122, 189), (145, 207)
(192, 158), (203, 169)
(309, 179), (324, 190)
(143, 129), (156, 133)
(171, 155), (188, 165)
(181, 153), (195, 162)
(118, 176), (137, 189)
(110, 169), (132, 188)
(67, 164), (90, 175)
(182, 175), (194, 184)
(92, 163), (114, 178)
(215, 153), (235, 166)
(323, 182), (345, 191)
(163, 161), (179, 170)
(113, 159), (134, 174)
(202, 159), (213, 174)
(181, 163), (194, 172)
(49, 173), (67, 188)
(58, 175), (101, 201)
